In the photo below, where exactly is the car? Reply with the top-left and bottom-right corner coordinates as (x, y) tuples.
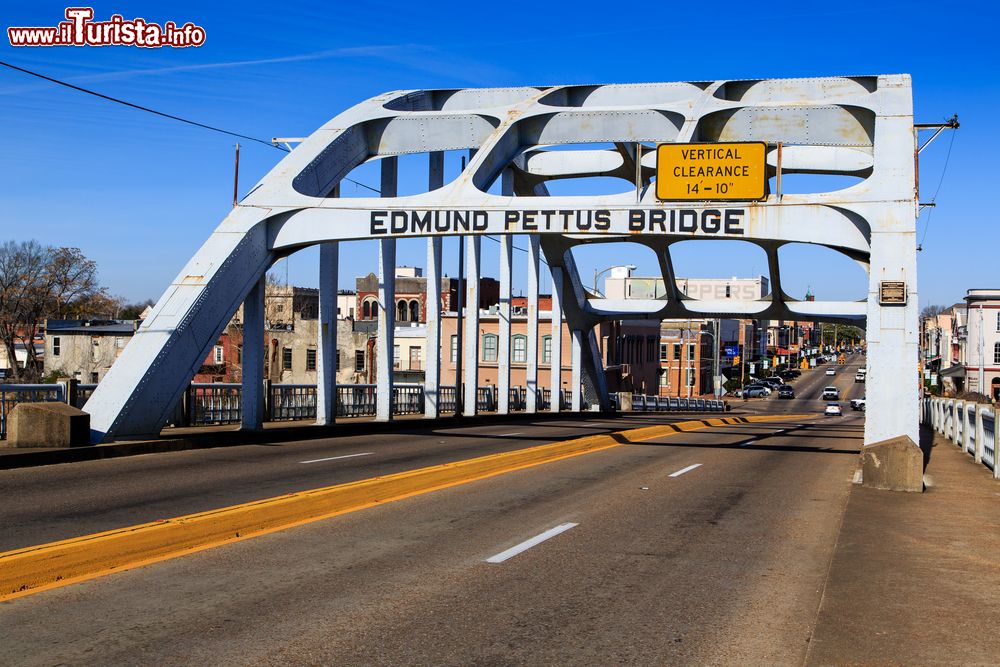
(855, 371), (866, 383)
(821, 386), (839, 400)
(779, 370), (801, 380)
(825, 368), (836, 376)
(743, 386), (770, 398)
(825, 403), (843, 416)
(777, 385), (795, 399)
(760, 377), (784, 389)
(851, 397), (866, 411)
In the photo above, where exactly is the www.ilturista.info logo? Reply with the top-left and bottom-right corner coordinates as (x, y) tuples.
(8, 7), (206, 47)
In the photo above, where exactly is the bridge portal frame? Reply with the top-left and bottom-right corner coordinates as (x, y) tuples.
(85, 74), (919, 455)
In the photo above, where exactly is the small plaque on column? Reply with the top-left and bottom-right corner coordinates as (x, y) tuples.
(879, 281), (906, 305)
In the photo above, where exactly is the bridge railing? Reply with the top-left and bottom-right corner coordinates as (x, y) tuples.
(923, 397), (1000, 480)
(1, 380), (727, 440)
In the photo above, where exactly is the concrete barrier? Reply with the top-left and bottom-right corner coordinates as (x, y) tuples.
(861, 435), (923, 492)
(5, 403), (90, 449)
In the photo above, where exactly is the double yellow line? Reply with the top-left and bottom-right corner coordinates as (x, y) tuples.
(0, 414), (803, 601)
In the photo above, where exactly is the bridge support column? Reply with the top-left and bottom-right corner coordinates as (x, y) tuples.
(463, 235), (481, 417)
(241, 277), (265, 431)
(862, 208), (921, 491)
(423, 152), (444, 420)
(525, 235), (540, 413)
(316, 242), (338, 425)
(497, 236), (512, 415)
(376, 157), (397, 422)
(550, 265), (563, 413)
(571, 329), (583, 411)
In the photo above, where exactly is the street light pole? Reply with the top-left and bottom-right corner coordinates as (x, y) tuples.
(593, 264), (637, 296)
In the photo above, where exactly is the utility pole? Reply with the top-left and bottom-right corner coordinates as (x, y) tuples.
(712, 318), (721, 398)
(232, 143), (240, 207)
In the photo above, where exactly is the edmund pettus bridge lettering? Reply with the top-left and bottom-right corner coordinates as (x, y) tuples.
(369, 208), (746, 236)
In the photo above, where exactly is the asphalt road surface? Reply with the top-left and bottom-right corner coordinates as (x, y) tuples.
(1, 405), (864, 665)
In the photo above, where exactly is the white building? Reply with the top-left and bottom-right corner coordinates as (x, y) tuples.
(959, 289), (1000, 399)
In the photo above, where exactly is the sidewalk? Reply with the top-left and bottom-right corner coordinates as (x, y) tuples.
(806, 428), (1000, 665)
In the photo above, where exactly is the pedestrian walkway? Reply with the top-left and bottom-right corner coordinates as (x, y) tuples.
(806, 428), (1000, 665)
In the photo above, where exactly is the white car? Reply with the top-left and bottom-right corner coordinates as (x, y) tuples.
(821, 386), (839, 400)
(825, 368), (836, 376)
(851, 397), (866, 411)
(825, 403), (843, 416)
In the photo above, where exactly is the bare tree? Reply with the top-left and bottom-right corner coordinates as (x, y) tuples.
(921, 304), (948, 319)
(0, 241), (105, 381)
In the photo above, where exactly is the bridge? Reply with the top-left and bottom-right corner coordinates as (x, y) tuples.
(83, 74), (920, 479)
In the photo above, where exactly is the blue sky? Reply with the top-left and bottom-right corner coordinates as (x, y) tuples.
(1, 0), (994, 308)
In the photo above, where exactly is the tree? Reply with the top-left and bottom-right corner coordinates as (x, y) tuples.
(921, 304), (948, 319)
(0, 241), (106, 381)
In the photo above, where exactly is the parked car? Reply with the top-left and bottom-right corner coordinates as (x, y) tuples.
(760, 377), (784, 389)
(821, 386), (839, 400)
(825, 368), (836, 376)
(779, 370), (801, 380)
(777, 385), (795, 399)
(825, 402), (843, 416)
(851, 397), (866, 411)
(743, 386), (771, 398)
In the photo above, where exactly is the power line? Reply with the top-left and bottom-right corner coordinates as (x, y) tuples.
(3, 59), (549, 267)
(918, 128), (957, 249)
(0, 59), (287, 151)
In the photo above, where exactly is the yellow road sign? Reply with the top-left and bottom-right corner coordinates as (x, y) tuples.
(656, 142), (767, 201)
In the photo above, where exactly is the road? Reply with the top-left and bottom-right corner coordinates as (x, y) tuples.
(0, 382), (865, 665)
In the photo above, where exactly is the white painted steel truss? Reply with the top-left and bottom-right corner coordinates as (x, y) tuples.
(86, 75), (919, 448)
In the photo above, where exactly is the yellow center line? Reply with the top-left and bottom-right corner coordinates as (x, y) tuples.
(0, 414), (810, 602)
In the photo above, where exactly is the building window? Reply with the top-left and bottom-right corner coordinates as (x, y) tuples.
(237, 345), (242, 364)
(542, 335), (552, 364)
(996, 311), (1000, 333)
(363, 301), (370, 319)
(673, 343), (681, 360)
(214, 345), (224, 364)
(335, 351), (341, 371)
(409, 300), (420, 322)
(306, 348), (317, 371)
(659, 372), (669, 387)
(994, 342), (1000, 365)
(393, 344), (400, 369)
(397, 301), (408, 322)
(513, 335), (527, 363)
(115, 336), (126, 349)
(92, 337), (100, 362)
(688, 343), (696, 360)
(660, 343), (667, 362)
(52, 336), (60, 357)
(90, 372), (99, 383)
(686, 368), (695, 387)
(725, 285), (731, 298)
(355, 350), (365, 372)
(282, 347), (292, 370)
(409, 346), (422, 370)
(483, 334), (498, 362)
(450, 335), (459, 363)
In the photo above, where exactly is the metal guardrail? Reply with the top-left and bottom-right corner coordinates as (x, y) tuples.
(923, 397), (1000, 480)
(609, 392), (726, 413)
(1, 380), (727, 440)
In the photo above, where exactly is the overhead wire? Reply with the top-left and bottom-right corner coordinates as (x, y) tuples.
(918, 128), (957, 249)
(0, 59), (288, 151)
(5, 60), (551, 269)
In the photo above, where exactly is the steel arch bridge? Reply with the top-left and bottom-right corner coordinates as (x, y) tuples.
(86, 74), (919, 453)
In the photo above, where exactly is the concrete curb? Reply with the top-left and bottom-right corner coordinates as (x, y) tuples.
(0, 414), (802, 601)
